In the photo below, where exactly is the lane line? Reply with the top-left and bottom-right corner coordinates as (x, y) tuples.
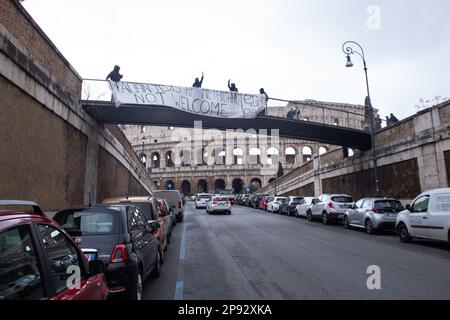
(174, 208), (188, 300)
(174, 280), (184, 300)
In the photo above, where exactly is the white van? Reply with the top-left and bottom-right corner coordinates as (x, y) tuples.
(396, 188), (450, 243)
(154, 190), (184, 223)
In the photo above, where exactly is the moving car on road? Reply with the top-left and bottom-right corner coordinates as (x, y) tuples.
(295, 197), (315, 218)
(195, 193), (211, 209)
(396, 188), (450, 243)
(0, 200), (110, 300)
(206, 196), (232, 215)
(154, 190), (185, 223)
(343, 198), (405, 234)
(267, 197), (288, 214)
(307, 194), (354, 224)
(53, 204), (162, 300)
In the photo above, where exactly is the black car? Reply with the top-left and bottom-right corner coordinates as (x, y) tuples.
(53, 204), (162, 300)
(287, 197), (304, 216)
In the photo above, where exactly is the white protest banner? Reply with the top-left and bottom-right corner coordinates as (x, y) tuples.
(108, 81), (266, 119)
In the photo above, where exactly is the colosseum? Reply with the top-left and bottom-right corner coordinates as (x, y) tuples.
(121, 99), (370, 195)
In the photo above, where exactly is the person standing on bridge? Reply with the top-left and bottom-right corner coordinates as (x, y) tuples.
(193, 72), (204, 88)
(106, 65), (123, 82)
(259, 88), (269, 116)
(228, 79), (238, 92)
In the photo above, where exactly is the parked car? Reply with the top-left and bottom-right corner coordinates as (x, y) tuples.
(154, 190), (185, 223)
(206, 196), (232, 215)
(234, 194), (243, 205)
(195, 193), (211, 209)
(287, 197), (304, 216)
(343, 198), (405, 234)
(259, 196), (274, 210)
(160, 198), (176, 229)
(103, 196), (171, 253)
(53, 204), (162, 300)
(295, 197), (315, 218)
(307, 194), (354, 224)
(267, 197), (288, 214)
(396, 188), (450, 243)
(0, 200), (110, 300)
(225, 194), (235, 205)
(242, 194), (252, 206)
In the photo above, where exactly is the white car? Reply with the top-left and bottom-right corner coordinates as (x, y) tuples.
(396, 188), (450, 243)
(295, 197), (315, 218)
(307, 194), (353, 224)
(267, 197), (288, 214)
(206, 196), (232, 215)
(195, 193), (211, 209)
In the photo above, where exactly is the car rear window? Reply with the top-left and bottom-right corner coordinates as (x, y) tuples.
(374, 200), (405, 212)
(199, 195), (211, 199)
(54, 210), (119, 235)
(331, 196), (353, 203)
(130, 203), (155, 221)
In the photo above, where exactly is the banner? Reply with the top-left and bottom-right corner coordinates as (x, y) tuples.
(108, 81), (266, 119)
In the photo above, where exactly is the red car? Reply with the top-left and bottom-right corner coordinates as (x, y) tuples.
(0, 200), (112, 300)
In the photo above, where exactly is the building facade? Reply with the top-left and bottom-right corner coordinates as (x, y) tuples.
(121, 100), (367, 195)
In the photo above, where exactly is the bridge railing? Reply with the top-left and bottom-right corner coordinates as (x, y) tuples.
(81, 79), (372, 131)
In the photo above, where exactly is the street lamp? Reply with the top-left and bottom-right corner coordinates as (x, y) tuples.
(141, 135), (147, 167)
(342, 41), (380, 196)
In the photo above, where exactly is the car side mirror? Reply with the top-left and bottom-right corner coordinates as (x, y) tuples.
(405, 204), (411, 211)
(89, 259), (105, 276)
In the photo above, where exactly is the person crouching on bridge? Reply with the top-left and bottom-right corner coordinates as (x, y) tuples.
(106, 65), (123, 82)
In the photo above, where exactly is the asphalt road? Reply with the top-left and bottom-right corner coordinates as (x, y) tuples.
(143, 202), (450, 300)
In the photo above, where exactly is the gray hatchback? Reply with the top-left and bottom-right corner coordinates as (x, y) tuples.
(343, 198), (405, 234)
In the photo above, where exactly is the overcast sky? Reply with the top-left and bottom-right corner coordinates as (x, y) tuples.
(23, 0), (450, 120)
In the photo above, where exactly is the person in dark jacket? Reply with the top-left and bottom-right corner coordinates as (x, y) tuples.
(228, 79), (238, 92)
(193, 72), (204, 88)
(389, 113), (399, 123)
(106, 65), (123, 82)
(260, 88), (269, 102)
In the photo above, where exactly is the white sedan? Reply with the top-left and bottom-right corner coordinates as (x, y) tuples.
(267, 197), (288, 213)
(206, 197), (232, 215)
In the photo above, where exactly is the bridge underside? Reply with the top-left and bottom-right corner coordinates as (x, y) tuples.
(82, 101), (372, 150)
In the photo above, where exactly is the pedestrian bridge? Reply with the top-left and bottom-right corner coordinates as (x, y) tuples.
(82, 100), (372, 150)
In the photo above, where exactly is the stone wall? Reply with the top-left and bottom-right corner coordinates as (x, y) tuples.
(258, 101), (450, 200)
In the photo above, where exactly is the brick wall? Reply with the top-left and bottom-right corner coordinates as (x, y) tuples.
(374, 119), (415, 148)
(439, 104), (450, 125)
(0, 75), (87, 210)
(0, 0), (81, 100)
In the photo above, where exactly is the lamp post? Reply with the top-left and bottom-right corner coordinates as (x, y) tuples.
(342, 41), (380, 196)
(141, 135), (147, 168)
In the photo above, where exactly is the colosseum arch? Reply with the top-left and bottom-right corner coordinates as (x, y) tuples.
(319, 146), (328, 155)
(198, 179), (208, 193)
(151, 152), (161, 168)
(166, 180), (175, 190)
(165, 150), (175, 167)
(249, 147), (261, 165)
(232, 178), (244, 194)
(267, 147), (279, 165)
(233, 148), (244, 165)
(214, 179), (226, 192)
(181, 180), (191, 196)
(302, 146), (313, 163)
(285, 147), (297, 164)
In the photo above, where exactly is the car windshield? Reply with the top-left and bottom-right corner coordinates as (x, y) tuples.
(331, 196), (353, 203)
(374, 200), (405, 212)
(276, 198), (287, 203)
(199, 195), (211, 199)
(54, 210), (118, 235)
(214, 197), (228, 202)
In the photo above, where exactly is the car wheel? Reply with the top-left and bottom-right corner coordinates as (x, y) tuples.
(228, 211), (231, 215)
(365, 219), (375, 234)
(150, 251), (162, 278)
(398, 223), (412, 243)
(343, 216), (350, 229)
(129, 271), (143, 300)
(322, 212), (330, 225)
(307, 210), (313, 221)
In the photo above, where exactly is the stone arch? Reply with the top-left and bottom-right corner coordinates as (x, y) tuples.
(181, 180), (191, 196)
(267, 147), (279, 165)
(151, 152), (160, 168)
(198, 179), (208, 193)
(166, 180), (175, 190)
(250, 178), (262, 189)
(232, 178), (244, 194)
(302, 146), (313, 163)
(214, 149), (226, 165)
(319, 146), (328, 155)
(268, 178), (276, 184)
(214, 179), (226, 192)
(233, 148), (244, 165)
(285, 147), (297, 164)
(165, 150), (175, 167)
(180, 150), (191, 166)
(139, 153), (147, 167)
(249, 147), (261, 164)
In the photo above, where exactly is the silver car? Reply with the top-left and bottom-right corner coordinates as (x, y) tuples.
(344, 198), (405, 234)
(307, 194), (354, 224)
(206, 196), (232, 215)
